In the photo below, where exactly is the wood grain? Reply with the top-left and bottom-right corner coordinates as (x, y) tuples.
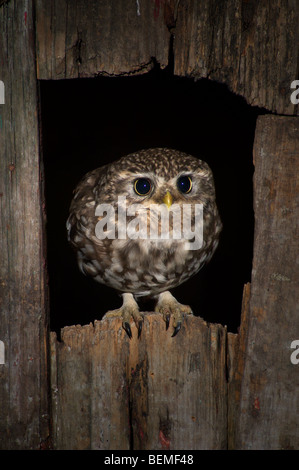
(0, 0), (50, 449)
(35, 0), (170, 79)
(174, 0), (299, 115)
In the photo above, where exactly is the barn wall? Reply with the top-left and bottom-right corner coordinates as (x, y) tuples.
(0, 0), (298, 450)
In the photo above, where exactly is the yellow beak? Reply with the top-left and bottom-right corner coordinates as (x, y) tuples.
(163, 191), (173, 209)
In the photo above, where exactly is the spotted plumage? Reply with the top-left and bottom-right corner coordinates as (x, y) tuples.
(67, 148), (222, 337)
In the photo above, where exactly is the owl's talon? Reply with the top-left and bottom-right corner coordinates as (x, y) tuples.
(165, 314), (170, 331)
(138, 320), (143, 339)
(124, 321), (132, 339)
(155, 291), (192, 336)
(103, 293), (142, 338)
(172, 322), (182, 337)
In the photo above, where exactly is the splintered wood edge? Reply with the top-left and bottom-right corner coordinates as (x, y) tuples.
(50, 312), (228, 345)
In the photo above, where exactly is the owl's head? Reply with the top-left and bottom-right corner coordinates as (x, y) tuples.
(97, 148), (217, 211)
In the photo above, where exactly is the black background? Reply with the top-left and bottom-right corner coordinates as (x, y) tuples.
(40, 64), (267, 334)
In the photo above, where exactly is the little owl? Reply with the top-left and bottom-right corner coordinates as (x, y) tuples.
(67, 148), (222, 338)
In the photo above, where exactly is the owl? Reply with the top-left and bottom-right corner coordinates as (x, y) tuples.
(67, 148), (222, 338)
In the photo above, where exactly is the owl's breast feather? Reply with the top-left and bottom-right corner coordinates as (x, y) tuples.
(95, 236), (212, 297)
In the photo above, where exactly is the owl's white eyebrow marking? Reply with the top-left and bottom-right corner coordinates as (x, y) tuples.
(127, 172), (159, 181)
(177, 171), (193, 176)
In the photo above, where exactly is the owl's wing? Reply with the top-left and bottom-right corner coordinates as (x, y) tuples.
(66, 166), (106, 247)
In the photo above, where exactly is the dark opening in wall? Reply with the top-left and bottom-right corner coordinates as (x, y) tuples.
(40, 66), (265, 334)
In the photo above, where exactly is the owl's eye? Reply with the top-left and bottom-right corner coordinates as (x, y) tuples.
(177, 175), (192, 194)
(134, 178), (151, 196)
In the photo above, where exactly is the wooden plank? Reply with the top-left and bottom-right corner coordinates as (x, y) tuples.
(234, 115), (299, 449)
(51, 322), (131, 450)
(35, 0), (171, 80)
(0, 1), (50, 449)
(51, 314), (228, 450)
(227, 283), (251, 450)
(129, 314), (228, 450)
(51, 328), (93, 450)
(174, 0), (299, 115)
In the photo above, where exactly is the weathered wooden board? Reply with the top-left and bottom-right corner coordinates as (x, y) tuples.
(174, 0), (299, 115)
(129, 315), (228, 450)
(233, 115), (299, 449)
(51, 321), (130, 450)
(227, 283), (251, 450)
(35, 0), (299, 115)
(51, 314), (228, 450)
(35, 0), (171, 79)
(0, 1), (50, 449)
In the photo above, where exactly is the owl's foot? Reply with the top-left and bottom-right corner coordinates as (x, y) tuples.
(155, 291), (193, 337)
(103, 293), (143, 339)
